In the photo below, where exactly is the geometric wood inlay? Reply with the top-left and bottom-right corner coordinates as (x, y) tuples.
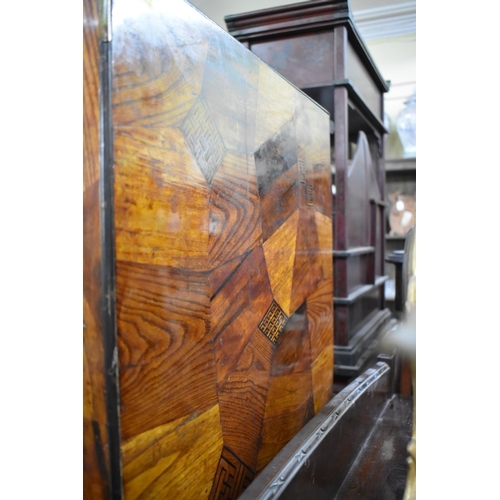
(102, 1), (335, 498)
(181, 98), (226, 185)
(306, 183), (314, 206)
(209, 446), (255, 500)
(258, 300), (288, 344)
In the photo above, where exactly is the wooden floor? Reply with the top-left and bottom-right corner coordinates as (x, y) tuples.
(333, 395), (413, 500)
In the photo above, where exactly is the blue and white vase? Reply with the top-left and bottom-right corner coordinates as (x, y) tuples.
(396, 90), (416, 158)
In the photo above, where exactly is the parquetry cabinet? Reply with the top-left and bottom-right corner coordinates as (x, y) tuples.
(83, 0), (335, 498)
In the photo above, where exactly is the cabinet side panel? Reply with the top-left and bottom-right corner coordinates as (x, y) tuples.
(111, 1), (334, 498)
(83, 0), (110, 498)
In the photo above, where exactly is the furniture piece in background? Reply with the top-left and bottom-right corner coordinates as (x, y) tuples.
(384, 156), (416, 315)
(226, 0), (393, 380)
(84, 0), (334, 498)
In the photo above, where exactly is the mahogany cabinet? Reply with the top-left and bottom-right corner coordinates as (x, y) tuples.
(226, 0), (392, 378)
(83, 0), (335, 498)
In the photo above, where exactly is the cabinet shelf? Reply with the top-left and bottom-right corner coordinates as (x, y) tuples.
(386, 235), (406, 241)
(384, 158), (416, 173)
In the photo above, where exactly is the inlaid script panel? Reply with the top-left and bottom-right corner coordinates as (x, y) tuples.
(111, 1), (334, 498)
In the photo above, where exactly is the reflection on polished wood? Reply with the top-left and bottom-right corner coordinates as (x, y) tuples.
(99, 0), (336, 498)
(83, 0), (109, 497)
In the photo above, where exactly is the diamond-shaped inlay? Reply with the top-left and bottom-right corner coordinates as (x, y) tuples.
(181, 98), (225, 184)
(258, 300), (288, 344)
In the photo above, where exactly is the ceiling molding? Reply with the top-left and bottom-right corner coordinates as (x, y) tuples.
(352, 1), (416, 41)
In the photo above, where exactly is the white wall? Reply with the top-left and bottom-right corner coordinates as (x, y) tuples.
(365, 33), (416, 158)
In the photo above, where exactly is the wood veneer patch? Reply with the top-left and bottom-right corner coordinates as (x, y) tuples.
(262, 210), (299, 315)
(115, 261), (217, 440)
(211, 246), (273, 391)
(208, 151), (262, 269)
(121, 404), (223, 500)
(209, 446), (255, 500)
(258, 300), (288, 344)
(181, 98), (226, 185)
(218, 336), (271, 469)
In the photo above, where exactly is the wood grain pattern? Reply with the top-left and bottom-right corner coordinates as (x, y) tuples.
(218, 333), (273, 469)
(83, 0), (109, 497)
(289, 208), (324, 313)
(208, 253), (249, 299)
(83, 186), (108, 427)
(270, 302), (312, 378)
(311, 345), (334, 414)
(83, 0), (100, 192)
(257, 371), (315, 471)
(116, 261), (217, 441)
(314, 211), (334, 278)
(112, 3), (208, 128)
(209, 446), (255, 500)
(262, 210), (299, 316)
(307, 278), (335, 361)
(255, 120), (300, 242)
(108, 1), (335, 498)
(83, 417), (109, 500)
(226, 1), (390, 377)
(121, 404), (223, 500)
(114, 127), (210, 269)
(202, 36), (259, 153)
(211, 246), (273, 392)
(208, 151), (262, 269)
(254, 63), (296, 148)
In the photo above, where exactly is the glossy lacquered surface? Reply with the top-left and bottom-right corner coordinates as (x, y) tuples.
(83, 0), (110, 498)
(226, 0), (389, 377)
(110, 1), (334, 498)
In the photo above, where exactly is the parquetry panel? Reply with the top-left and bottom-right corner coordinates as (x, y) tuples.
(255, 63), (297, 148)
(255, 119), (300, 241)
(270, 301), (312, 377)
(257, 370), (315, 471)
(209, 253), (249, 299)
(314, 211), (335, 278)
(311, 345), (334, 414)
(109, 1), (334, 498)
